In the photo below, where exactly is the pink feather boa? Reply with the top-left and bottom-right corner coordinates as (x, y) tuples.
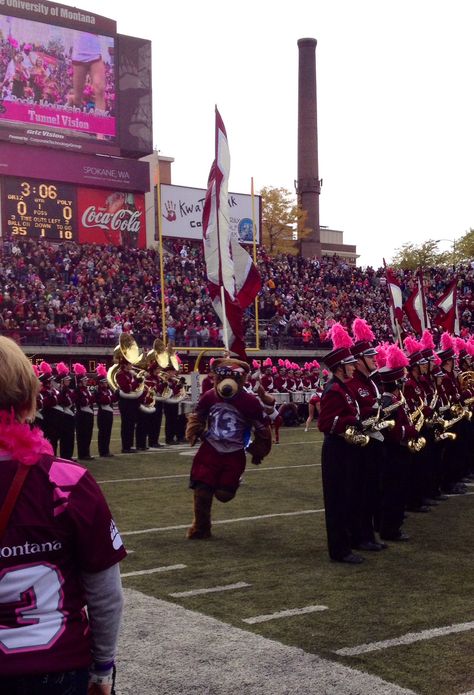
(0, 411), (53, 465)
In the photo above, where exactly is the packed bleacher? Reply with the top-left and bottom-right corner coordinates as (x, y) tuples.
(1, 237), (474, 349)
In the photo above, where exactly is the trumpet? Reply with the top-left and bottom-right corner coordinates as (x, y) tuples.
(434, 430), (456, 442)
(343, 425), (370, 447)
(408, 436), (426, 453)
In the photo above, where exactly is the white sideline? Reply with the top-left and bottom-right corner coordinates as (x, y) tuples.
(170, 581), (251, 598)
(118, 588), (417, 694)
(121, 508), (325, 536)
(121, 564), (186, 577)
(97, 463), (320, 485)
(243, 605), (328, 625)
(335, 621), (474, 656)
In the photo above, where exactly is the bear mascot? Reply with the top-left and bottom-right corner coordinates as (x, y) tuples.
(185, 358), (272, 539)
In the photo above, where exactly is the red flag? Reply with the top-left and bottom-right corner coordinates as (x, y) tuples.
(385, 267), (404, 340)
(433, 278), (458, 334)
(403, 270), (430, 335)
(202, 108), (261, 359)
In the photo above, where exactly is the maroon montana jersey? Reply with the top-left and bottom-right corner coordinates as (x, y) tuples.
(0, 453), (126, 676)
(194, 389), (267, 453)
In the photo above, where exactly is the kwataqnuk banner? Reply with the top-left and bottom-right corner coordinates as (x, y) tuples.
(161, 183), (261, 245)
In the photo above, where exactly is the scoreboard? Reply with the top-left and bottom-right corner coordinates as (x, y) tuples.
(3, 177), (77, 242)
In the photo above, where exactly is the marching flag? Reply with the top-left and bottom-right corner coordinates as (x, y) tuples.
(202, 108), (261, 359)
(403, 270), (429, 336)
(385, 266), (404, 343)
(433, 278), (459, 334)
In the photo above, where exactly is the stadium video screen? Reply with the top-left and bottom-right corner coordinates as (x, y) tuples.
(0, 14), (116, 151)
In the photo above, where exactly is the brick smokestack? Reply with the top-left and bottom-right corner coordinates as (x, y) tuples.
(296, 38), (321, 258)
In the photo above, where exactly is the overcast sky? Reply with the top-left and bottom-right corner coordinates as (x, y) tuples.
(61, 0), (474, 267)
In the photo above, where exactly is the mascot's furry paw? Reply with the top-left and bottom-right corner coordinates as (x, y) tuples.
(186, 413), (206, 446)
(247, 424), (272, 462)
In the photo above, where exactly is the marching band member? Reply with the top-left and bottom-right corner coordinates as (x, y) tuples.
(378, 345), (422, 543)
(56, 362), (76, 460)
(136, 372), (157, 451)
(437, 332), (469, 493)
(318, 323), (363, 564)
(39, 361), (60, 454)
(115, 355), (143, 453)
(32, 364), (45, 432)
(260, 358), (275, 393)
(347, 318), (387, 552)
(403, 337), (431, 514)
(146, 358), (165, 448)
(73, 363), (95, 461)
(95, 363), (117, 457)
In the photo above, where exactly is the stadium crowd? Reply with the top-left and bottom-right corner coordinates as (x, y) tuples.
(0, 237), (474, 348)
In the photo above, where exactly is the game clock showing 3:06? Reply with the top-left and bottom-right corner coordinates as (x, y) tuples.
(2, 177), (77, 241)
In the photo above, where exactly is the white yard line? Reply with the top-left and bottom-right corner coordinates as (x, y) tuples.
(170, 581), (251, 598)
(335, 621), (474, 656)
(97, 463), (320, 485)
(121, 564), (186, 578)
(121, 508), (324, 536)
(243, 605), (328, 625)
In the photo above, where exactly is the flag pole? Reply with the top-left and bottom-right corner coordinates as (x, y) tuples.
(383, 258), (403, 347)
(155, 153), (167, 345)
(251, 177), (260, 351)
(220, 286), (230, 351)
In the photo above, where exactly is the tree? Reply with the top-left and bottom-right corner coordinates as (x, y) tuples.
(390, 239), (445, 269)
(260, 186), (309, 255)
(453, 229), (474, 262)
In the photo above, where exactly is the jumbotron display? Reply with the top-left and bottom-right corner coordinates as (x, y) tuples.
(3, 176), (76, 241)
(0, 0), (152, 158)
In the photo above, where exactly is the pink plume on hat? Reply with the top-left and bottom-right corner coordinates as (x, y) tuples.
(420, 329), (435, 350)
(263, 358), (272, 367)
(467, 337), (474, 356)
(403, 336), (421, 356)
(96, 363), (107, 378)
(73, 362), (87, 377)
(272, 366), (277, 373)
(352, 317), (375, 343)
(454, 337), (467, 356)
(386, 344), (409, 369)
(312, 360), (320, 369)
(278, 359), (285, 367)
(292, 363), (299, 370)
(209, 358), (215, 366)
(433, 352), (442, 366)
(252, 359), (261, 369)
(32, 364), (40, 377)
(39, 361), (52, 376)
(322, 369), (329, 377)
(440, 332), (454, 351)
(285, 359), (292, 369)
(328, 322), (353, 350)
(56, 362), (69, 378)
(375, 343), (387, 369)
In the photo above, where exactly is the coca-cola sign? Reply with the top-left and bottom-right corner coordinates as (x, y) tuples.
(77, 188), (146, 247)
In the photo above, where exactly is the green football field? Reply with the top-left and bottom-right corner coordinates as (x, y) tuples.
(84, 422), (474, 695)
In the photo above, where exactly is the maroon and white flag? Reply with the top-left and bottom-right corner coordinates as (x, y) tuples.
(433, 278), (459, 334)
(403, 270), (429, 336)
(202, 108), (261, 359)
(385, 267), (404, 340)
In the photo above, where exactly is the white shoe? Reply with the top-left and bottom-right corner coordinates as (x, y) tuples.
(304, 428), (308, 432)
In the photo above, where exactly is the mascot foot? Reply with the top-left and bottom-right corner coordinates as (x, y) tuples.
(187, 526), (212, 539)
